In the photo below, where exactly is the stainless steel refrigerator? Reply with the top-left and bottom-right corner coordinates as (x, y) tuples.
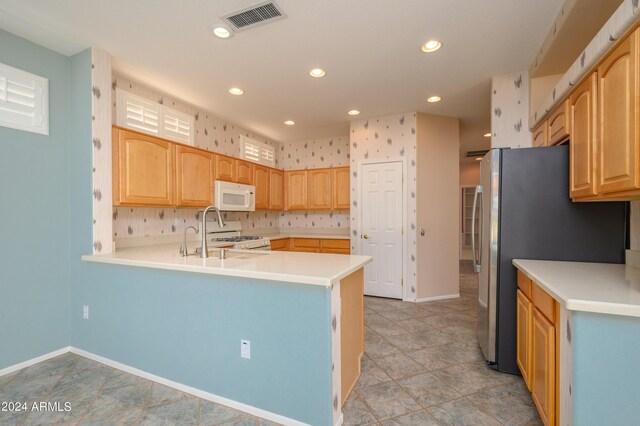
(473, 145), (627, 374)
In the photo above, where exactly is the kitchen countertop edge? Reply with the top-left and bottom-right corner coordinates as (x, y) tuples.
(513, 259), (640, 318)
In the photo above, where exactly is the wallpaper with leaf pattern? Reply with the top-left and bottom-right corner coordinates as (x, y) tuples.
(349, 113), (418, 298)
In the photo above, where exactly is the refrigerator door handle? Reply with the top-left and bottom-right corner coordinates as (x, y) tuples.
(472, 185), (483, 273)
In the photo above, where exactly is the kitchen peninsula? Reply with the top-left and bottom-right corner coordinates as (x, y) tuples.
(81, 246), (370, 425)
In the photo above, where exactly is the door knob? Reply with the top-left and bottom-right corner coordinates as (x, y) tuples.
(362, 234), (369, 239)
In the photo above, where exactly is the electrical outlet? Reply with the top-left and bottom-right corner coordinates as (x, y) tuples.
(240, 339), (250, 359)
(83, 305), (89, 319)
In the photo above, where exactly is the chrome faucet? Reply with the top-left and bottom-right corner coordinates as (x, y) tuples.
(200, 205), (225, 258)
(180, 225), (198, 257)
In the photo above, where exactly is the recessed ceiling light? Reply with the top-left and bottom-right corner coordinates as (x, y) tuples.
(476, 157), (483, 161)
(427, 96), (442, 103)
(284, 120), (295, 126)
(229, 88), (244, 95)
(212, 26), (233, 39)
(484, 133), (491, 138)
(421, 40), (442, 53)
(348, 110), (360, 116)
(309, 68), (326, 78)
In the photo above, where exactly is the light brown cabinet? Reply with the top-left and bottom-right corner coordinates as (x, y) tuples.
(175, 145), (214, 208)
(532, 308), (556, 426)
(113, 127), (175, 206)
(254, 165), (270, 209)
(517, 289), (533, 390)
(287, 238), (350, 254)
(547, 100), (570, 146)
(516, 269), (559, 426)
(269, 169), (284, 210)
(307, 169), (333, 210)
(532, 123), (547, 148)
(597, 29), (640, 195)
(215, 155), (236, 182)
(332, 167), (350, 209)
(320, 239), (350, 254)
(270, 238), (290, 251)
(236, 160), (254, 185)
(569, 73), (598, 199)
(285, 170), (308, 210)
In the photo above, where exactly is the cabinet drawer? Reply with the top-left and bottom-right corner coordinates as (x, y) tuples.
(322, 248), (350, 255)
(532, 282), (555, 321)
(321, 239), (350, 249)
(517, 270), (532, 299)
(294, 247), (321, 253)
(269, 238), (289, 251)
(292, 238), (320, 248)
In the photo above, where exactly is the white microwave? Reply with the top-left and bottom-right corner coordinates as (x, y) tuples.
(214, 180), (255, 212)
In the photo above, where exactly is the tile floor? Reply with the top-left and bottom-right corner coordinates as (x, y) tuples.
(342, 261), (542, 425)
(0, 261), (540, 425)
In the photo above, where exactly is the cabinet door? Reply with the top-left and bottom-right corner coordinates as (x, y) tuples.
(113, 128), (175, 206)
(269, 238), (290, 251)
(175, 146), (214, 208)
(308, 169), (333, 210)
(598, 28), (640, 194)
(333, 167), (350, 209)
(285, 170), (308, 210)
(254, 165), (270, 209)
(532, 309), (556, 426)
(236, 160), (254, 185)
(547, 100), (570, 146)
(569, 73), (598, 199)
(516, 290), (533, 390)
(215, 155), (236, 182)
(269, 169), (284, 210)
(532, 122), (547, 148)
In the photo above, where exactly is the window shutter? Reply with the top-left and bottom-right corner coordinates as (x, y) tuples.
(116, 88), (194, 145)
(163, 109), (194, 144)
(0, 63), (49, 135)
(241, 135), (275, 167)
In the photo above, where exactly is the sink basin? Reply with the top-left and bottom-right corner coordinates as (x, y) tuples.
(223, 251), (268, 260)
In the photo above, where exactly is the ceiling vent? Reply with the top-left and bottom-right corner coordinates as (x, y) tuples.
(222, 1), (286, 32)
(465, 149), (490, 158)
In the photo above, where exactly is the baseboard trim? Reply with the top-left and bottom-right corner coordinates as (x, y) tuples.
(0, 347), (71, 377)
(69, 347), (311, 426)
(411, 293), (460, 303)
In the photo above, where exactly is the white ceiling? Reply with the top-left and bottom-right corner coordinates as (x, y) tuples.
(0, 0), (563, 157)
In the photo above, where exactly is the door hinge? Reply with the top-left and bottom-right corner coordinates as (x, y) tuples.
(401, 278), (404, 287)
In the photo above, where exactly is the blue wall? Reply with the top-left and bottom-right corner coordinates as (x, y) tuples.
(572, 311), (640, 425)
(0, 29), (72, 368)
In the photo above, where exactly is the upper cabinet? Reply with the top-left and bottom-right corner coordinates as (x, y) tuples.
(175, 145), (214, 208)
(569, 73), (598, 199)
(597, 29), (640, 196)
(254, 165), (270, 209)
(332, 167), (350, 210)
(532, 122), (547, 148)
(236, 159), (254, 185)
(547, 100), (570, 146)
(215, 155), (236, 182)
(113, 127), (175, 206)
(547, 27), (640, 201)
(269, 169), (284, 210)
(285, 170), (308, 210)
(307, 169), (333, 210)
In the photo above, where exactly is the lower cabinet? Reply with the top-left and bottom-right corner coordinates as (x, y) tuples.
(532, 308), (556, 426)
(516, 269), (559, 426)
(274, 238), (350, 254)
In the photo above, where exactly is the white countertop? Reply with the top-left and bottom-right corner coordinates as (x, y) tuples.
(83, 244), (371, 287)
(513, 259), (640, 317)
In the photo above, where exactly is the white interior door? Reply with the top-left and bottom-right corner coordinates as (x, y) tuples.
(360, 162), (403, 299)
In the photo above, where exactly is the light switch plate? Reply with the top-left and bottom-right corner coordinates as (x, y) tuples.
(240, 339), (250, 359)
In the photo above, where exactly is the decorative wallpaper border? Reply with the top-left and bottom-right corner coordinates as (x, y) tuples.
(530, 0), (640, 128)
